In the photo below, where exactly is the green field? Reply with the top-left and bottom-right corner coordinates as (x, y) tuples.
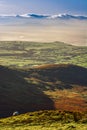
(0, 41), (87, 68)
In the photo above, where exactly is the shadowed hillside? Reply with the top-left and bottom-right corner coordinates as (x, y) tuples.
(0, 64), (87, 117)
(0, 65), (54, 117)
(27, 64), (87, 112)
(28, 64), (87, 89)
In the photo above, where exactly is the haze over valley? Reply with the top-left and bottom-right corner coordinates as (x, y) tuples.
(0, 13), (87, 46)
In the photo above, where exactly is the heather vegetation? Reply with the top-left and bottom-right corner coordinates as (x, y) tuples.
(0, 64), (87, 117)
(0, 41), (87, 129)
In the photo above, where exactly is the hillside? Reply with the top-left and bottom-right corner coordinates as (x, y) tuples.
(0, 65), (54, 117)
(0, 64), (87, 118)
(0, 110), (87, 130)
(31, 64), (87, 87)
(28, 64), (87, 112)
(0, 41), (87, 68)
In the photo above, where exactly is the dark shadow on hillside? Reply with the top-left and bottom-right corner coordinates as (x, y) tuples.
(28, 64), (87, 88)
(0, 65), (55, 118)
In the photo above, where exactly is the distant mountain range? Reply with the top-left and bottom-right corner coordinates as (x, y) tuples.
(0, 13), (87, 20)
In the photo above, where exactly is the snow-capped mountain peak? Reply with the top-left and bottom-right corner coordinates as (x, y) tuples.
(17, 13), (87, 20)
(0, 13), (87, 20)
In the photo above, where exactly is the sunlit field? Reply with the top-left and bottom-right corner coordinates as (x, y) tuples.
(0, 41), (87, 68)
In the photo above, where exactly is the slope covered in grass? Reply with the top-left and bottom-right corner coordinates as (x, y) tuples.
(0, 110), (87, 130)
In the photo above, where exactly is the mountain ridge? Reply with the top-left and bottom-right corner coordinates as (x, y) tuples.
(0, 13), (87, 20)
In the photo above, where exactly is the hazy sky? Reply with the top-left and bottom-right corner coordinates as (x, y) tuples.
(0, 0), (87, 15)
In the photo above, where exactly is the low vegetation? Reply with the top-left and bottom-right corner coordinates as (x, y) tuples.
(0, 41), (87, 68)
(0, 64), (87, 118)
(0, 110), (87, 130)
(0, 41), (87, 129)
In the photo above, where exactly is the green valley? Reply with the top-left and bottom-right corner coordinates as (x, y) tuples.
(0, 41), (87, 68)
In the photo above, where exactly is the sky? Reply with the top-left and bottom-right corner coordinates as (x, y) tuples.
(0, 0), (87, 15)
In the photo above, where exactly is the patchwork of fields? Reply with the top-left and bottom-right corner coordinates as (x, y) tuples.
(0, 41), (87, 68)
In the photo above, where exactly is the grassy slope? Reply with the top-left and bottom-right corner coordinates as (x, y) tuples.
(0, 110), (87, 130)
(0, 41), (87, 68)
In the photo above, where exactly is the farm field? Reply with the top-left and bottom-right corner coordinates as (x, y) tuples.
(0, 41), (87, 68)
